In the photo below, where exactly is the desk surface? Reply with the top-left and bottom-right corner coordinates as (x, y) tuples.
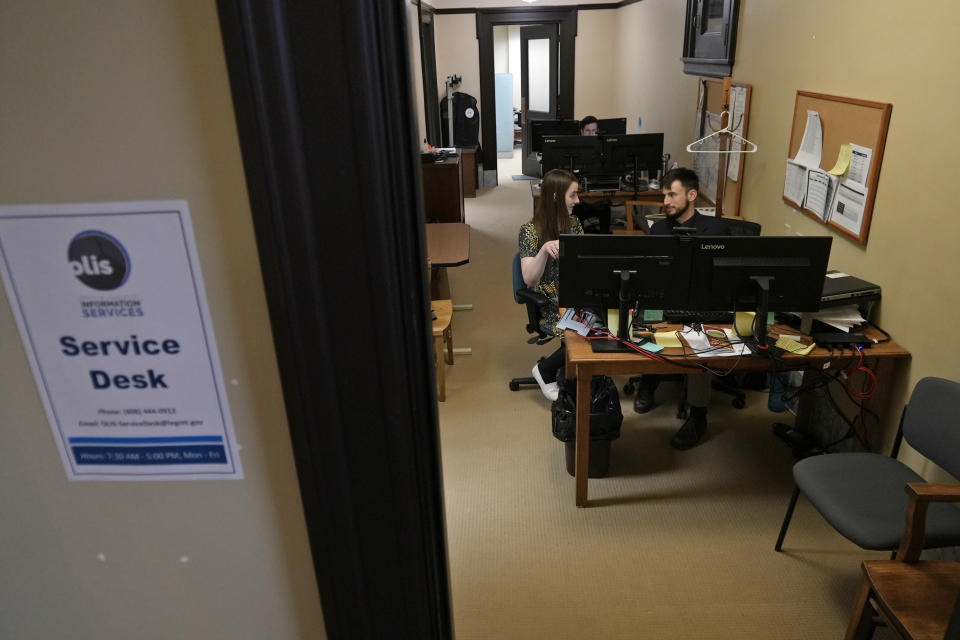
(565, 323), (909, 374)
(426, 222), (470, 267)
(565, 323), (910, 507)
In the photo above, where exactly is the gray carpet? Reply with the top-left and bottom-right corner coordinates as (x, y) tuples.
(437, 154), (896, 639)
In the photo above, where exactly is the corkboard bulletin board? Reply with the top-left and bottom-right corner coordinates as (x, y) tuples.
(784, 91), (892, 245)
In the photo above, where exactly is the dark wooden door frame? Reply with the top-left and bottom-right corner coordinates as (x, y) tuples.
(216, 1), (451, 638)
(419, 3), (442, 146)
(476, 7), (577, 180)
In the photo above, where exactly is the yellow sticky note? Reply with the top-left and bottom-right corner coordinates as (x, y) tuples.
(775, 336), (816, 355)
(828, 143), (853, 176)
(654, 330), (683, 348)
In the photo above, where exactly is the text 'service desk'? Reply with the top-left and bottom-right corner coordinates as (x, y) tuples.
(565, 324), (910, 507)
(530, 182), (662, 233)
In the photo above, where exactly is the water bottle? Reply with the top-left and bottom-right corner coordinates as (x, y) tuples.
(768, 372), (789, 413)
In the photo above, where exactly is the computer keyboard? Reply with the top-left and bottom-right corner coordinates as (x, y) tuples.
(661, 310), (735, 325)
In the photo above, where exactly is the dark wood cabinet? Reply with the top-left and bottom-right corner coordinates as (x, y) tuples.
(421, 152), (464, 222)
(682, 0), (740, 77)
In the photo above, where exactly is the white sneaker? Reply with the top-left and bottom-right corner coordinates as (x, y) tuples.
(532, 363), (559, 402)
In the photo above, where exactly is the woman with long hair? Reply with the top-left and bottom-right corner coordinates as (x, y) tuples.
(518, 169), (583, 400)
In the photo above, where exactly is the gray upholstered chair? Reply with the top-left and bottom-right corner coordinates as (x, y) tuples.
(775, 376), (960, 556)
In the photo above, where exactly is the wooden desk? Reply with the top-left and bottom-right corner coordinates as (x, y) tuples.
(422, 153), (464, 222)
(426, 222), (470, 299)
(530, 183), (662, 233)
(565, 324), (910, 507)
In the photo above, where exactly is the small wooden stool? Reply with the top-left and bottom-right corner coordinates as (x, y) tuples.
(431, 299), (454, 401)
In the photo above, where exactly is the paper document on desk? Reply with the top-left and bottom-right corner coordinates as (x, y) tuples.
(791, 304), (866, 332)
(679, 327), (749, 357)
(558, 308), (591, 336)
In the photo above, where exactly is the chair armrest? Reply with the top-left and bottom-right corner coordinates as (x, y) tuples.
(896, 482), (960, 561)
(515, 287), (550, 309)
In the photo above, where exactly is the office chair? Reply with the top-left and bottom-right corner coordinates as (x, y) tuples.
(775, 376), (960, 558)
(723, 218), (762, 236)
(844, 483), (960, 639)
(623, 217), (761, 414)
(509, 252), (555, 391)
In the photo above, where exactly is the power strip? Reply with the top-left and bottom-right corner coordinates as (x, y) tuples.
(812, 332), (873, 347)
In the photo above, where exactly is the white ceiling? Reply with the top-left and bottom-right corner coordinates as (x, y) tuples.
(427, 0), (618, 9)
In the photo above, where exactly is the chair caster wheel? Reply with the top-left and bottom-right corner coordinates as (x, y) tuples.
(733, 398), (746, 409)
(509, 381), (520, 391)
(623, 383), (636, 395)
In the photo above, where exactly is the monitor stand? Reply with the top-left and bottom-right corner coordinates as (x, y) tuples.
(591, 270), (640, 353)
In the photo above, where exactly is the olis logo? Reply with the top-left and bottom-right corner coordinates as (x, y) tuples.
(68, 231), (130, 291)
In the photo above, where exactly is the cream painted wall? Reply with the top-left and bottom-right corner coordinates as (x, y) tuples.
(408, 3), (428, 147)
(734, 1), (960, 476)
(0, 2), (326, 638)
(614, 0), (700, 165)
(435, 12), (481, 140)
(574, 9), (621, 123)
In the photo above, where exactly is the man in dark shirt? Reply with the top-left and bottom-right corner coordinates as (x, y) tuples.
(637, 167), (729, 449)
(571, 115), (611, 233)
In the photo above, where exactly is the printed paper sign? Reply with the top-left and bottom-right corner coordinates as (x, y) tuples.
(0, 201), (242, 480)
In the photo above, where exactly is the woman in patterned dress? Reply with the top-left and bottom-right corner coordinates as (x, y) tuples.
(518, 169), (583, 401)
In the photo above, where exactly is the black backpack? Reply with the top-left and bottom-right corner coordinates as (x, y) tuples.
(551, 370), (622, 443)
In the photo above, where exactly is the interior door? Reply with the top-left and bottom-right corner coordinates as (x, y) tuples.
(520, 24), (558, 177)
(520, 24), (558, 124)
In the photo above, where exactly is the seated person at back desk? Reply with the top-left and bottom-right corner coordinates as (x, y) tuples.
(571, 115), (611, 234)
(637, 167), (730, 450)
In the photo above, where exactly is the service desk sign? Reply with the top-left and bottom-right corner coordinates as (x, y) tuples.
(0, 201), (243, 480)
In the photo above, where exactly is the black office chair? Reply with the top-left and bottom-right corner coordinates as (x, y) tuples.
(775, 376), (960, 556)
(623, 217), (762, 414)
(723, 218), (762, 236)
(509, 252), (554, 391)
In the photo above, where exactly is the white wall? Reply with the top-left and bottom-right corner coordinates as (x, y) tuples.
(0, 2), (326, 637)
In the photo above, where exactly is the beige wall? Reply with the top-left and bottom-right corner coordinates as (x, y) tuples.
(408, 3), (428, 147)
(435, 12), (481, 141)
(0, 1), (326, 637)
(734, 1), (960, 476)
(574, 10), (621, 125)
(614, 0), (700, 164)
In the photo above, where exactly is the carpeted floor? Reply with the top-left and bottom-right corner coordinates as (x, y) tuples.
(436, 153), (895, 639)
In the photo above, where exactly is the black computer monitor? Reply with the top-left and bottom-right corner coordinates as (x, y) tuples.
(596, 118), (626, 136)
(687, 235), (833, 344)
(601, 133), (664, 185)
(558, 234), (693, 351)
(529, 119), (580, 153)
(541, 136), (603, 178)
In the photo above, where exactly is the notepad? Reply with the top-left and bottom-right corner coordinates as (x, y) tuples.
(653, 330), (683, 348)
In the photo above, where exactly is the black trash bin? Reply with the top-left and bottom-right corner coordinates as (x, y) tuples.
(564, 439), (611, 478)
(551, 374), (622, 478)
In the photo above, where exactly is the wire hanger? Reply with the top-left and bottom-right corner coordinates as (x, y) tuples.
(686, 109), (758, 154)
